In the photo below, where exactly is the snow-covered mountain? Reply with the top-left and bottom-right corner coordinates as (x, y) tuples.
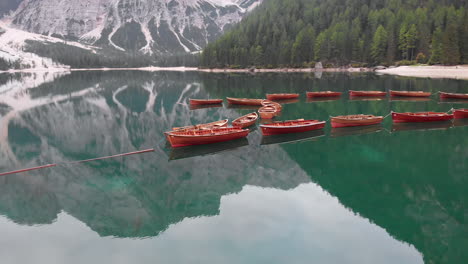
(3, 0), (262, 55)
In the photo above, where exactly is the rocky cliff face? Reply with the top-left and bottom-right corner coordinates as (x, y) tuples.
(5, 0), (261, 54)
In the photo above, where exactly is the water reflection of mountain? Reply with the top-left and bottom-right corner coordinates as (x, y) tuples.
(0, 71), (310, 237)
(0, 71), (467, 264)
(281, 131), (467, 264)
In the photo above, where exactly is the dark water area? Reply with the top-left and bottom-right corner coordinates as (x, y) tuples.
(0, 71), (466, 264)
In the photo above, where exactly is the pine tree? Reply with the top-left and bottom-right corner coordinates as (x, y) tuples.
(371, 25), (388, 64)
(406, 24), (418, 60)
(428, 27), (443, 64)
(291, 25), (315, 65)
(442, 23), (460, 65)
(398, 24), (408, 60)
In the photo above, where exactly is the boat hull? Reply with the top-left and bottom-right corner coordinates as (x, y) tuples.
(440, 92), (468, 99)
(166, 129), (249, 148)
(391, 112), (454, 123)
(227, 97), (264, 106)
(390, 91), (431, 97)
(266, 94), (299, 100)
(232, 112), (258, 128)
(261, 121), (325, 136)
(349, 90), (387, 97)
(189, 99), (223, 105)
(306, 91), (342, 97)
(331, 116), (383, 128)
(171, 119), (228, 132)
(453, 109), (468, 119)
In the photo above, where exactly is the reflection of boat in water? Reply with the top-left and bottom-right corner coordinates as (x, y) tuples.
(349, 96), (386, 101)
(391, 121), (453, 132)
(306, 97), (340, 103)
(389, 97), (431, 102)
(189, 104), (223, 110)
(275, 98), (300, 104)
(226, 104), (261, 110)
(439, 98), (468, 104)
(261, 129), (325, 145)
(454, 118), (468, 127)
(168, 138), (249, 161)
(331, 124), (383, 137)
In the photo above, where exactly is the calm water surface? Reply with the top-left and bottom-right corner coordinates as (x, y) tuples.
(0, 71), (466, 264)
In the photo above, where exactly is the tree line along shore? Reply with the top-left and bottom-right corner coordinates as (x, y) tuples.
(200, 0), (468, 69)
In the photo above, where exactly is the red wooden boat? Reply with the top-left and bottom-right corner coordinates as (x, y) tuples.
(266, 93), (299, 100)
(166, 127), (249, 148)
(391, 112), (454, 123)
(331, 114), (383, 128)
(306, 91), (342, 98)
(258, 106), (278, 119)
(171, 119), (228, 132)
(349, 90), (387, 97)
(260, 119), (326, 136)
(232, 112), (258, 128)
(439, 92), (468, 100)
(453, 109), (468, 119)
(261, 100), (283, 110)
(189, 99), (223, 105)
(226, 97), (264, 106)
(390, 90), (431, 97)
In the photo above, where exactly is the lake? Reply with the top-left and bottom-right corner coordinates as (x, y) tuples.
(0, 71), (466, 264)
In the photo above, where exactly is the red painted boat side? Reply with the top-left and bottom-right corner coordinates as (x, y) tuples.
(390, 90), (431, 97)
(167, 128), (249, 147)
(226, 97), (264, 106)
(349, 90), (387, 97)
(391, 112), (454, 123)
(453, 109), (468, 119)
(306, 91), (342, 98)
(266, 93), (300, 100)
(260, 120), (326, 135)
(189, 99), (223, 105)
(331, 115), (383, 128)
(440, 92), (468, 99)
(232, 112), (258, 128)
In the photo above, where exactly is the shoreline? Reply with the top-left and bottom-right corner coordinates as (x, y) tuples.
(1, 65), (468, 80)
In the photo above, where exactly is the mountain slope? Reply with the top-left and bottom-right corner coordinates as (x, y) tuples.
(5, 0), (261, 55)
(201, 0), (468, 68)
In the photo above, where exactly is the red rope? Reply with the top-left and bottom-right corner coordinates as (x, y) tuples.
(0, 164), (57, 177)
(65, 148), (155, 164)
(0, 148), (155, 176)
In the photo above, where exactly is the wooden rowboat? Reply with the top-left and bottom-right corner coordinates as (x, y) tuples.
(440, 92), (468, 99)
(189, 99), (223, 105)
(349, 90), (387, 97)
(453, 109), (468, 119)
(258, 106), (278, 119)
(391, 112), (454, 123)
(232, 112), (258, 128)
(331, 114), (383, 128)
(260, 119), (326, 136)
(390, 90), (431, 97)
(226, 97), (264, 106)
(171, 119), (228, 132)
(266, 93), (299, 100)
(261, 100), (283, 110)
(166, 127), (249, 148)
(306, 91), (342, 98)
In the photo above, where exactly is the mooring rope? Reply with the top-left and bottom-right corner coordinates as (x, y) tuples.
(0, 149), (155, 177)
(383, 112), (392, 119)
(0, 164), (57, 177)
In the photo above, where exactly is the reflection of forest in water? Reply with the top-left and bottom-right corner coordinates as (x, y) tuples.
(0, 71), (467, 264)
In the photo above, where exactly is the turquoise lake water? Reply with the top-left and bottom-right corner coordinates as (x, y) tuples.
(0, 71), (466, 264)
